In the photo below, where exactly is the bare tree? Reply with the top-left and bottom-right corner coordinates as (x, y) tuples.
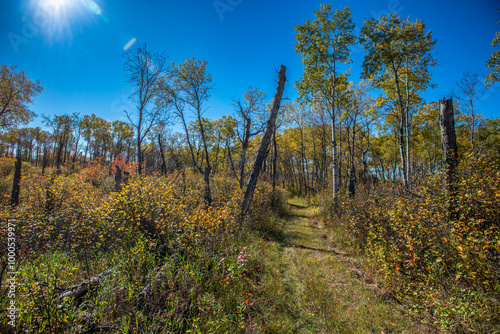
(123, 43), (169, 175)
(451, 72), (484, 151)
(42, 114), (73, 174)
(170, 57), (214, 205)
(234, 87), (266, 188)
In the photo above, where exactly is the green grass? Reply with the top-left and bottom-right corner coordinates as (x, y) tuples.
(242, 198), (433, 333)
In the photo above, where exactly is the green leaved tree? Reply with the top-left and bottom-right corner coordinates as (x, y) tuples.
(0, 65), (43, 130)
(295, 4), (356, 199)
(360, 14), (436, 189)
(485, 15), (499, 88)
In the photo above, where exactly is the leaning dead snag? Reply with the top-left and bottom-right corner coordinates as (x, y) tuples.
(241, 65), (286, 216)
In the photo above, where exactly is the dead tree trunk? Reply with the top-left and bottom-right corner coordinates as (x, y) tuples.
(10, 142), (22, 207)
(55, 268), (115, 305)
(272, 126), (277, 192)
(204, 166), (211, 207)
(439, 98), (458, 217)
(115, 165), (123, 192)
(158, 134), (167, 175)
(55, 138), (64, 175)
(241, 65), (286, 216)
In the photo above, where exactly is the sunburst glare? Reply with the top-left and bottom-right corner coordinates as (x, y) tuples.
(30, 0), (106, 45)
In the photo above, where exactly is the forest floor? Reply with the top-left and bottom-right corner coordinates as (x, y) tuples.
(254, 197), (436, 333)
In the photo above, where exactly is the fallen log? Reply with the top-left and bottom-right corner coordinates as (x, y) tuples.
(56, 268), (115, 304)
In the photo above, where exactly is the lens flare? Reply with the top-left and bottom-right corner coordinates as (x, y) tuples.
(123, 38), (137, 51)
(83, 0), (102, 15)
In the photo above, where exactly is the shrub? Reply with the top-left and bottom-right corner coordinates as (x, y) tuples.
(321, 153), (500, 332)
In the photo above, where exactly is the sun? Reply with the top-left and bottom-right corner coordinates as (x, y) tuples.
(30, 0), (101, 45)
(37, 0), (102, 18)
(38, 0), (75, 12)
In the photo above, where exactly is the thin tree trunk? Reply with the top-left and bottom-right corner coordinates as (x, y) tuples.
(399, 113), (407, 187)
(227, 140), (237, 177)
(204, 166), (211, 206)
(137, 120), (143, 175)
(197, 110), (212, 206)
(84, 141), (89, 164)
(56, 138), (64, 175)
(332, 114), (338, 195)
(392, 62), (408, 189)
(158, 134), (166, 175)
(42, 146), (48, 175)
(73, 133), (80, 163)
(405, 65), (411, 186)
(239, 141), (248, 188)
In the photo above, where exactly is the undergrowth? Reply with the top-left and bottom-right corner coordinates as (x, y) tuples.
(0, 162), (289, 333)
(319, 153), (500, 333)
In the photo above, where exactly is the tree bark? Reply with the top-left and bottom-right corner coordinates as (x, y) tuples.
(272, 126), (277, 192)
(391, 62), (409, 189)
(137, 118), (143, 175)
(204, 166), (212, 207)
(331, 61), (339, 199)
(226, 140), (237, 177)
(158, 134), (167, 175)
(55, 268), (115, 305)
(439, 98), (458, 198)
(10, 142), (22, 207)
(405, 65), (411, 187)
(115, 165), (123, 192)
(56, 137), (64, 175)
(241, 65), (286, 216)
(41, 146), (47, 175)
(239, 139), (248, 188)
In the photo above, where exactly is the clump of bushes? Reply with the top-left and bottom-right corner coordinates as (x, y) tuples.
(0, 165), (286, 333)
(321, 153), (500, 333)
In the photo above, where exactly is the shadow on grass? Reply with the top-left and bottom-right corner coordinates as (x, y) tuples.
(262, 228), (292, 247)
(289, 214), (311, 219)
(288, 202), (308, 209)
(291, 244), (344, 255)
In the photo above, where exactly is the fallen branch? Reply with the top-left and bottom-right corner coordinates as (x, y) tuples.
(56, 268), (115, 304)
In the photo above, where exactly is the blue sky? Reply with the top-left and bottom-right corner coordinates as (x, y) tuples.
(1, 0), (499, 129)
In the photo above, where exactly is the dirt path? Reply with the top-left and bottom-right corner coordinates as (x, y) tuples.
(266, 199), (431, 333)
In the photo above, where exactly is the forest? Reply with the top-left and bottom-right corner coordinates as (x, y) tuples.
(1, 4), (500, 333)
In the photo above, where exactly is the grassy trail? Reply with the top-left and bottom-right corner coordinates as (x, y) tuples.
(256, 198), (432, 333)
